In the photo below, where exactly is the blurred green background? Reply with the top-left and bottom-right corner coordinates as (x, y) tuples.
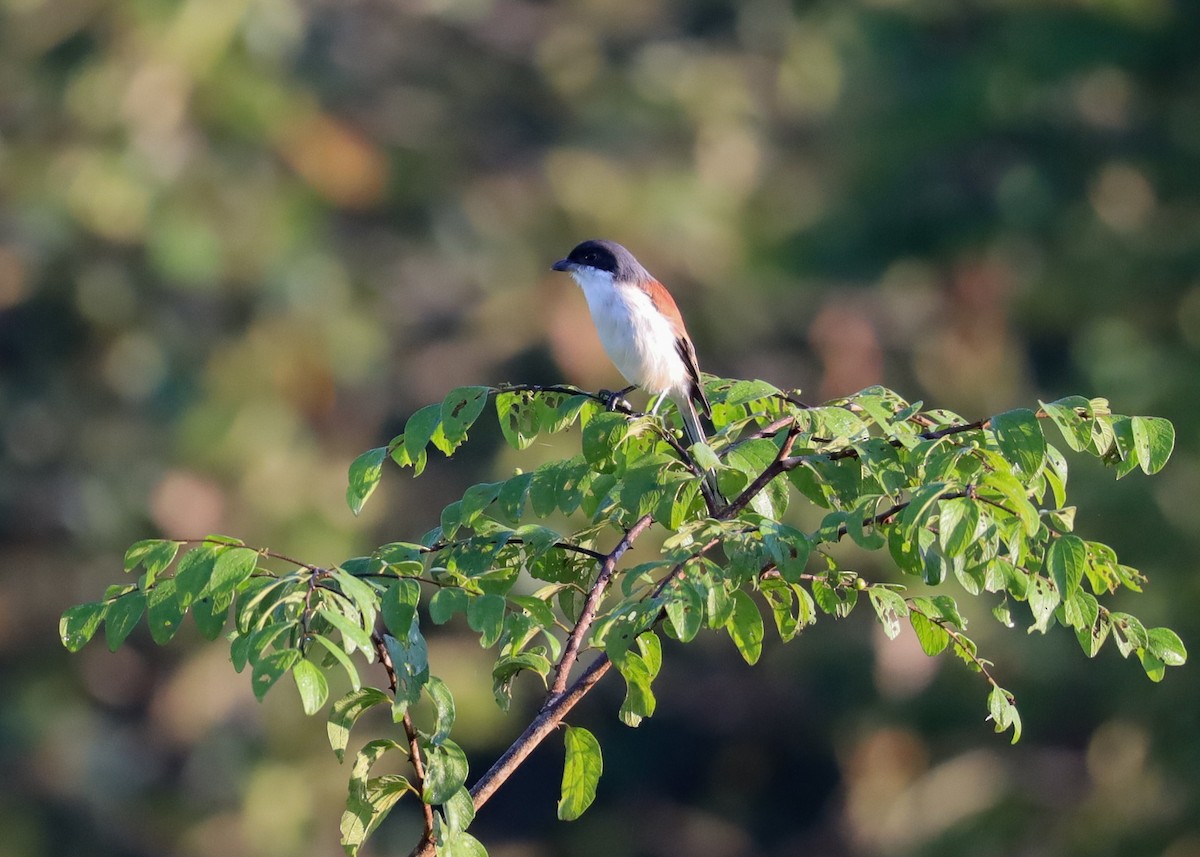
(3, 0), (1199, 855)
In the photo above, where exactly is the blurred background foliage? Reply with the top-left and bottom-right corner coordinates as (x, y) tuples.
(2, 0), (1199, 855)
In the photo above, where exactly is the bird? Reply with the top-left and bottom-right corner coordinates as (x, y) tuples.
(551, 239), (718, 498)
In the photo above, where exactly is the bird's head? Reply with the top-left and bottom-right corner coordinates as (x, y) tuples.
(551, 240), (650, 288)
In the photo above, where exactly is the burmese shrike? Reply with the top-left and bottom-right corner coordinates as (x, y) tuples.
(551, 240), (717, 494)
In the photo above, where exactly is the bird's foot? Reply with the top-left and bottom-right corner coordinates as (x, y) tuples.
(600, 386), (637, 413)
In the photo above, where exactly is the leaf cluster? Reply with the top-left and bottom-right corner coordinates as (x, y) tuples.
(62, 379), (1185, 857)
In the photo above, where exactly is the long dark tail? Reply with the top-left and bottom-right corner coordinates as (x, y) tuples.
(677, 395), (721, 503)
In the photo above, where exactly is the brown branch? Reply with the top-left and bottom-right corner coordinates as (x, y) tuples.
(492, 383), (637, 414)
(724, 414), (799, 449)
(549, 514), (655, 697)
(717, 424), (802, 520)
(473, 654), (611, 807)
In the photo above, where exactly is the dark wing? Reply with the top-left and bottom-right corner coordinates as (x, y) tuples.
(675, 335), (711, 418)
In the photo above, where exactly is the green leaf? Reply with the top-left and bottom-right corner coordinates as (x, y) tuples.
(146, 579), (184, 644)
(759, 525), (810, 586)
(60, 601), (108, 652)
(384, 622), (430, 717)
(992, 599), (1015, 628)
(467, 594), (506, 648)
(331, 568), (379, 630)
(981, 470), (1040, 537)
(293, 659), (329, 715)
(491, 651), (552, 710)
(234, 575), (292, 634)
(341, 741), (412, 856)
(760, 580), (799, 642)
(441, 386), (491, 449)
(174, 543), (221, 609)
(618, 459), (672, 519)
(205, 547), (258, 608)
(327, 687), (392, 762)
(637, 631), (662, 678)
(726, 590), (764, 665)
(868, 588), (909, 640)
(252, 649), (303, 701)
(1138, 648), (1166, 682)
(558, 725), (603, 821)
(726, 439), (789, 518)
(530, 461), (560, 517)
(1040, 397), (1092, 452)
(554, 457), (590, 514)
(594, 602), (662, 661)
(664, 577), (704, 643)
(1027, 576), (1060, 634)
(898, 482), (950, 541)
(581, 412), (628, 470)
(440, 829), (488, 857)
(938, 497), (979, 558)
(496, 471), (533, 523)
(495, 390), (540, 450)
(440, 501), (463, 540)
(191, 597), (229, 640)
(991, 408), (1046, 480)
(723, 378), (782, 406)
(612, 648), (656, 727)
(403, 404), (443, 464)
(430, 587), (469, 624)
(426, 676), (457, 746)
(1043, 444), (1069, 509)
(123, 539), (180, 582)
(1107, 417), (1139, 478)
(1046, 535), (1086, 600)
(910, 611), (950, 656)
(1147, 627), (1187, 667)
(103, 592), (145, 651)
(382, 578), (420, 638)
(318, 606), (374, 654)
(846, 501), (886, 550)
(987, 686), (1022, 743)
(1130, 416), (1174, 475)
(812, 579), (857, 618)
(346, 447), (388, 515)
(422, 739), (469, 805)
(442, 786), (476, 833)
(458, 481), (503, 527)
(1069, 593), (1108, 657)
(1110, 612), (1149, 658)
(309, 634), (362, 691)
(377, 541), (426, 567)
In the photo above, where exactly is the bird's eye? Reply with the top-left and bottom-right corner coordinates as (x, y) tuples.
(583, 252), (596, 263)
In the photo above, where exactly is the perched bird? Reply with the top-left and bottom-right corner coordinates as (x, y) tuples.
(551, 239), (718, 495)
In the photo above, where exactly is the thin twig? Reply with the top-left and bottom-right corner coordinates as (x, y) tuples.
(424, 537), (607, 563)
(176, 537), (321, 573)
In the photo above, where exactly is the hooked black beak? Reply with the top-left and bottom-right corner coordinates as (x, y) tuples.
(551, 258), (573, 272)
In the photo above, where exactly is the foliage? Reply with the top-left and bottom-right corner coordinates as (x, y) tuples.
(62, 379), (1184, 856)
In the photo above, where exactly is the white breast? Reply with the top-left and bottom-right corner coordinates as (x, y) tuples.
(570, 268), (687, 397)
